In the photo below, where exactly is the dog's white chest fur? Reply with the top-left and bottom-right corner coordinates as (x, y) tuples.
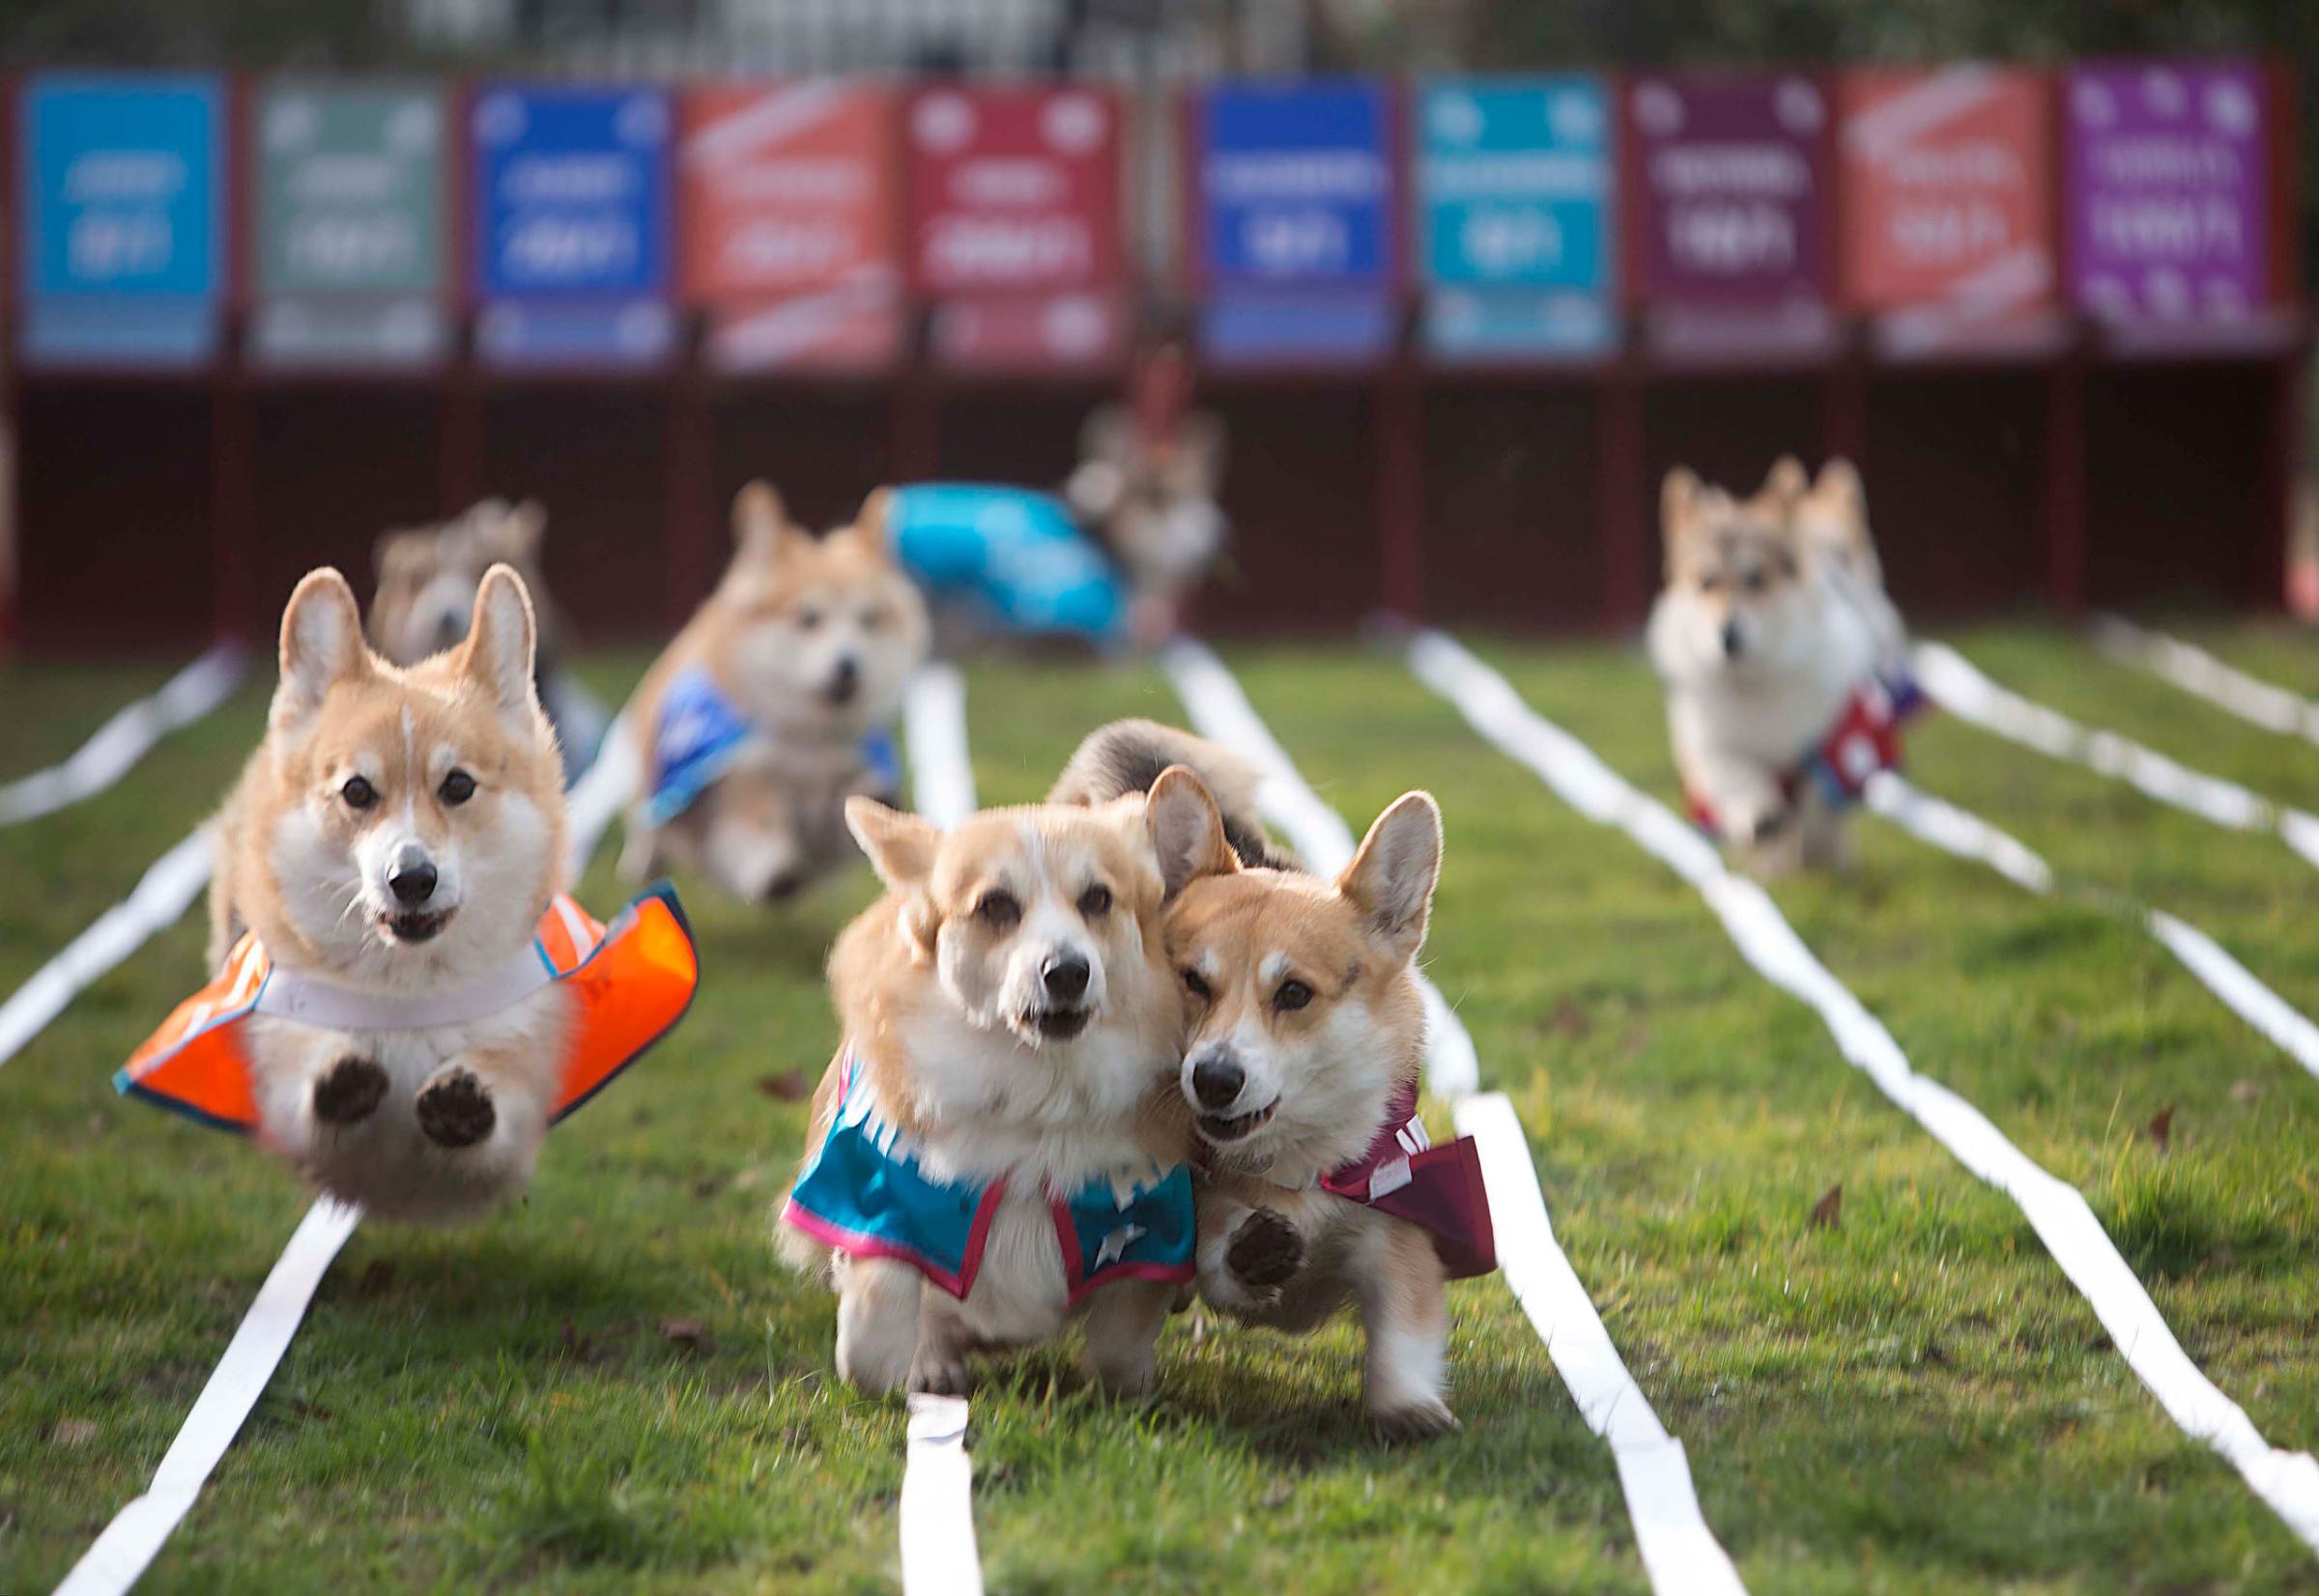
(958, 1186), (1072, 1341)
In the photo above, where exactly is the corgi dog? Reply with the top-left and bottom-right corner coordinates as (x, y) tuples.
(778, 794), (1199, 1398)
(370, 498), (603, 778)
(1066, 402), (1227, 645)
(205, 565), (575, 1221)
(1648, 466), (1883, 874)
(1757, 456), (1909, 678)
(621, 483), (930, 902)
(1131, 764), (1491, 1439)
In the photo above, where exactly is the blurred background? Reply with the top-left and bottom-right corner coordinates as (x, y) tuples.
(0, 0), (2309, 651)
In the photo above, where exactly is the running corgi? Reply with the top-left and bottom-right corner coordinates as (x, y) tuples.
(1756, 456), (1909, 679)
(778, 795), (1199, 1398)
(122, 565), (698, 1222)
(621, 483), (930, 903)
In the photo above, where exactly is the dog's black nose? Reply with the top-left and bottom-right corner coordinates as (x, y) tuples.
(387, 858), (438, 906)
(1042, 954), (1091, 1002)
(827, 656), (860, 705)
(1191, 1054), (1245, 1109)
(1720, 619), (1742, 659)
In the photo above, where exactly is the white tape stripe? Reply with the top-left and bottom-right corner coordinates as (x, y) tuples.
(52, 1198), (361, 1596)
(1410, 628), (2319, 1556)
(2094, 616), (2319, 745)
(0, 645), (248, 827)
(0, 828), (214, 1069)
(1916, 641), (2319, 852)
(1867, 773), (2319, 1083)
(561, 709), (639, 879)
(903, 665), (978, 829)
(901, 1394), (985, 1596)
(1161, 638), (1739, 1594)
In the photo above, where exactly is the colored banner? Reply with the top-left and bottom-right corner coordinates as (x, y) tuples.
(472, 84), (673, 367)
(1630, 72), (1830, 304)
(1838, 68), (2054, 320)
(19, 73), (222, 366)
(930, 293), (1123, 372)
(254, 78), (446, 368)
(1199, 292), (1397, 367)
(2067, 61), (2270, 319)
(680, 81), (898, 303)
(1417, 77), (1612, 291)
(1196, 81), (1393, 288)
(906, 86), (1121, 297)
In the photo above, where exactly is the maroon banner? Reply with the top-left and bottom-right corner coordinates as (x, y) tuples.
(1629, 72), (1832, 306)
(905, 86), (1122, 299)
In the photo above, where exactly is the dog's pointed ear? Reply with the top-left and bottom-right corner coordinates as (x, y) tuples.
(272, 567), (370, 734)
(1336, 791), (1442, 962)
(1146, 764), (1237, 899)
(846, 795), (938, 892)
(732, 481), (797, 563)
(1813, 457), (1865, 515)
(501, 499), (549, 562)
(458, 563), (540, 730)
(1761, 455), (1809, 506)
(850, 487), (896, 556)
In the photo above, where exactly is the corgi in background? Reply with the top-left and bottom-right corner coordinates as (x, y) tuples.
(1756, 456), (1909, 680)
(778, 795), (1202, 1399)
(368, 499), (605, 776)
(1135, 765), (1494, 1439)
(621, 482), (930, 903)
(150, 568), (579, 1218)
(1065, 350), (1228, 646)
(1648, 466), (1897, 875)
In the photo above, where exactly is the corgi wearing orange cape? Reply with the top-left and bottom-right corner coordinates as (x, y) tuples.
(117, 565), (698, 1222)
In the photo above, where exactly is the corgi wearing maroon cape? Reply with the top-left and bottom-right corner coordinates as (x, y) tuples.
(1052, 723), (1495, 1439)
(118, 565), (698, 1222)
(777, 793), (1200, 1398)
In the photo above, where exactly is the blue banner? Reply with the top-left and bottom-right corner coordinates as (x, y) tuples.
(472, 86), (670, 300)
(1198, 82), (1392, 288)
(1417, 77), (1612, 292)
(1200, 292), (1397, 367)
(22, 73), (221, 299)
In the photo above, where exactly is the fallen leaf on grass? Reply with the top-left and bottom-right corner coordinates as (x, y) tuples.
(1809, 1184), (1843, 1230)
(660, 1318), (713, 1354)
(758, 1070), (814, 1101)
(2147, 1106), (2175, 1153)
(1550, 999), (1591, 1040)
(50, 1419), (97, 1448)
(2230, 1079), (2262, 1105)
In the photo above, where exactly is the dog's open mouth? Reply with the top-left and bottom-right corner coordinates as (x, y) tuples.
(1025, 1007), (1092, 1041)
(378, 907), (454, 944)
(1198, 1099), (1278, 1143)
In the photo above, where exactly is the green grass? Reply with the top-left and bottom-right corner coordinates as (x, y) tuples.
(4, 623), (2319, 1593)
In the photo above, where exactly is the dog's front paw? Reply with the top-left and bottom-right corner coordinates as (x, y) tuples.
(415, 1068), (495, 1149)
(313, 1057), (387, 1125)
(907, 1343), (973, 1397)
(1370, 1397), (1462, 1442)
(1733, 801), (1792, 845)
(1226, 1209), (1303, 1297)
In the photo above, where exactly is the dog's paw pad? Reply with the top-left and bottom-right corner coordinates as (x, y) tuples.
(1226, 1209), (1303, 1291)
(415, 1069), (495, 1149)
(1370, 1399), (1461, 1442)
(313, 1057), (387, 1125)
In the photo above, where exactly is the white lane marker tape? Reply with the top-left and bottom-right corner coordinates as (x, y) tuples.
(0, 645), (248, 827)
(0, 829), (214, 1069)
(1866, 772), (2319, 1083)
(1161, 638), (1742, 1596)
(1412, 629), (2319, 1557)
(52, 1198), (362, 1596)
(562, 709), (638, 880)
(2094, 616), (2319, 746)
(901, 1394), (985, 1596)
(1915, 641), (2319, 871)
(903, 665), (977, 829)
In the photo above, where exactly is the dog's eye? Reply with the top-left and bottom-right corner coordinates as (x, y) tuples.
(1077, 884), (1112, 918)
(439, 769), (476, 806)
(339, 775), (379, 811)
(1698, 573), (1721, 592)
(1274, 979), (1314, 1012)
(1182, 968), (1213, 1001)
(1743, 568), (1766, 593)
(796, 607), (823, 632)
(859, 607), (886, 632)
(976, 891), (1020, 928)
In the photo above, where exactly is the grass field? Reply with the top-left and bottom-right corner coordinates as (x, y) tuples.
(5, 621), (2319, 1594)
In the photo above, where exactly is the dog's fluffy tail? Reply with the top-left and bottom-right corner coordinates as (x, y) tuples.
(1049, 718), (1295, 871)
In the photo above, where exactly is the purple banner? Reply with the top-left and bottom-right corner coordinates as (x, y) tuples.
(1630, 73), (1830, 304)
(2067, 62), (2269, 319)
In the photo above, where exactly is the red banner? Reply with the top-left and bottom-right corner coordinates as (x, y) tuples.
(905, 86), (1122, 297)
(1838, 68), (2055, 318)
(679, 82), (899, 304)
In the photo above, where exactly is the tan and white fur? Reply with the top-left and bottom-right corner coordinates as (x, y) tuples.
(1065, 406), (1227, 647)
(1647, 466), (1880, 875)
(209, 565), (571, 1222)
(620, 483), (930, 902)
(779, 796), (1195, 1398)
(1142, 767), (1460, 1439)
(1758, 455), (1908, 678)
